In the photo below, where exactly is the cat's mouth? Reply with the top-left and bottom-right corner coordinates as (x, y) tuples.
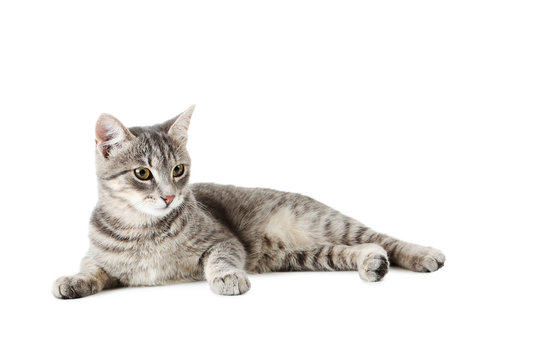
(133, 196), (183, 217)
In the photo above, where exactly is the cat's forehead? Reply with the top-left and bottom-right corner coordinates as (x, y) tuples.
(128, 131), (186, 164)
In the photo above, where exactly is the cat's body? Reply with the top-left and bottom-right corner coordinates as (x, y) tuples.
(53, 106), (445, 298)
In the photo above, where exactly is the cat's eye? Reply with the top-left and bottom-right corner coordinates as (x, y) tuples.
(173, 164), (185, 178)
(134, 167), (152, 180)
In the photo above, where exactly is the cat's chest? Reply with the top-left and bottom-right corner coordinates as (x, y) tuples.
(125, 248), (174, 285)
(92, 236), (200, 286)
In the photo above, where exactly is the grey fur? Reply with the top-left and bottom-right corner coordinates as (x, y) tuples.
(52, 106), (445, 299)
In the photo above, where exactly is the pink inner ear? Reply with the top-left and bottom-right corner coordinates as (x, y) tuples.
(96, 121), (110, 144)
(96, 118), (119, 158)
(95, 134), (111, 157)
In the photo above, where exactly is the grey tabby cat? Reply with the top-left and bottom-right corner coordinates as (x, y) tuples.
(52, 105), (445, 298)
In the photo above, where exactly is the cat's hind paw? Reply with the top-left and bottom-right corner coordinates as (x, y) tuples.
(209, 271), (251, 296)
(411, 247), (446, 273)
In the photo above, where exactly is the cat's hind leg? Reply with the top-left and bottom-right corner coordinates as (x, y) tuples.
(317, 211), (445, 272)
(253, 191), (444, 274)
(356, 229), (446, 273)
(261, 243), (389, 282)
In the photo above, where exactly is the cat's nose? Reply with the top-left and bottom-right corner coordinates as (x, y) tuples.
(161, 195), (175, 206)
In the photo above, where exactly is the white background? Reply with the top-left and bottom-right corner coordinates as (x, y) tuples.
(1, 1), (539, 359)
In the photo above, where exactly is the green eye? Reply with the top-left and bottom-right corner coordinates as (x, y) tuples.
(173, 164), (185, 177)
(134, 167), (152, 180)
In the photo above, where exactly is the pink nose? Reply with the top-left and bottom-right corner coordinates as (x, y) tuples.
(161, 195), (175, 206)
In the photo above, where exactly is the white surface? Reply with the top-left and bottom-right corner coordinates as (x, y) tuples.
(1, 1), (539, 359)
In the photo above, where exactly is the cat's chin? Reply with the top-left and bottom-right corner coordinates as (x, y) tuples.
(129, 196), (184, 218)
(138, 207), (175, 217)
(134, 203), (180, 218)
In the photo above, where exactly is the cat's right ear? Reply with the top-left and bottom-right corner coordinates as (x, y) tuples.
(95, 113), (134, 158)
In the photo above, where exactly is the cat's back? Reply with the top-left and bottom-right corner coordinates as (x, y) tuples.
(191, 182), (325, 210)
(192, 182), (279, 206)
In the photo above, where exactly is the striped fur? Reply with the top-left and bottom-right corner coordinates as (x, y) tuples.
(52, 106), (445, 299)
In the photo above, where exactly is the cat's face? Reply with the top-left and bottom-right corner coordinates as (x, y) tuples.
(94, 106), (194, 217)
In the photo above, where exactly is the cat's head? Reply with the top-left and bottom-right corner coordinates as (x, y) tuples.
(94, 105), (195, 218)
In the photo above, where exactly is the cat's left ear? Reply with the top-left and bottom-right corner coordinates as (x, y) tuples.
(168, 105), (195, 143)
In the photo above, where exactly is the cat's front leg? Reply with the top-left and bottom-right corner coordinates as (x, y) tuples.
(202, 238), (251, 296)
(52, 257), (118, 299)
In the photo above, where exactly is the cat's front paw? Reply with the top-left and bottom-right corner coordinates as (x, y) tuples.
(209, 271), (251, 296)
(52, 275), (99, 299)
(411, 247), (446, 273)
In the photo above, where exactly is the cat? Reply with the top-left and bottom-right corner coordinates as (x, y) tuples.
(52, 105), (445, 298)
